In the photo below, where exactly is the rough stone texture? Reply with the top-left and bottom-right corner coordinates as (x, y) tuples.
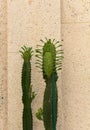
(0, 0), (7, 130)
(61, 0), (90, 130)
(7, 0), (63, 130)
(61, 0), (90, 23)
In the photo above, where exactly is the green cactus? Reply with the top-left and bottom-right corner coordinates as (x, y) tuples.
(36, 108), (43, 121)
(36, 39), (63, 130)
(20, 46), (36, 130)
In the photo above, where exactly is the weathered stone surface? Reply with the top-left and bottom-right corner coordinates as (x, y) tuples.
(0, 0), (7, 130)
(61, 0), (90, 130)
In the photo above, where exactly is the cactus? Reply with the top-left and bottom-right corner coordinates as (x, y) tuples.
(20, 46), (36, 130)
(36, 108), (43, 121)
(36, 39), (63, 130)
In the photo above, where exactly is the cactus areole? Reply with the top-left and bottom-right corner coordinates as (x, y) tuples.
(20, 46), (35, 130)
(36, 39), (63, 130)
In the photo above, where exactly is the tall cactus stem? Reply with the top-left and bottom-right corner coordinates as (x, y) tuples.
(20, 46), (36, 130)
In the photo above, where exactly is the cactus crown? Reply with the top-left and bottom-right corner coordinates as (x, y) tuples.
(19, 45), (33, 61)
(36, 38), (63, 78)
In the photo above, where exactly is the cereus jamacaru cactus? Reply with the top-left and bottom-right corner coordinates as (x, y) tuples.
(20, 46), (36, 130)
(36, 39), (63, 130)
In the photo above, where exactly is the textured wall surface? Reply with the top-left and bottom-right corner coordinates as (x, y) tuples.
(7, 0), (63, 130)
(61, 0), (90, 130)
(0, 0), (7, 130)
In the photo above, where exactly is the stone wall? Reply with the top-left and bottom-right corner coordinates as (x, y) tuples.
(61, 0), (90, 130)
(0, 0), (7, 130)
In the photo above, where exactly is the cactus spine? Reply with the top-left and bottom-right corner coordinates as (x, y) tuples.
(20, 46), (35, 130)
(36, 39), (63, 130)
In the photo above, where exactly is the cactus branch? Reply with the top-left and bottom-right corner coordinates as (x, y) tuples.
(20, 46), (36, 130)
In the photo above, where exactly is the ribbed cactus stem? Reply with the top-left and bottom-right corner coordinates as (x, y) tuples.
(36, 39), (63, 130)
(43, 77), (52, 130)
(20, 46), (36, 130)
(43, 74), (58, 130)
(22, 60), (32, 130)
(51, 74), (57, 130)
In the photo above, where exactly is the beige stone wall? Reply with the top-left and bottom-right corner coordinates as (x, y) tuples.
(61, 0), (90, 130)
(0, 0), (7, 130)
